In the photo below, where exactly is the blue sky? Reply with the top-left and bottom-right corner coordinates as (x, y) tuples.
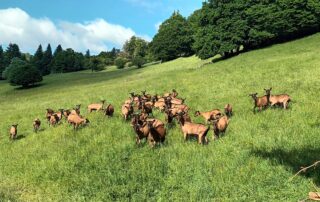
(0, 0), (203, 53)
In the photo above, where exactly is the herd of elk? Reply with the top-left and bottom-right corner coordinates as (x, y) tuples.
(8, 88), (290, 147)
(122, 89), (233, 146)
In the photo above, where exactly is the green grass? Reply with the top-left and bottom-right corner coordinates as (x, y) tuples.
(1, 34), (320, 201)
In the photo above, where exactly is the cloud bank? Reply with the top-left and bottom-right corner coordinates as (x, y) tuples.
(0, 8), (149, 54)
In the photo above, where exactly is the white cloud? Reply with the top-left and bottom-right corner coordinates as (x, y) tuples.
(0, 8), (150, 54)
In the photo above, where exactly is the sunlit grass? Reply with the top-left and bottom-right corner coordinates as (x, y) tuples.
(0, 34), (320, 201)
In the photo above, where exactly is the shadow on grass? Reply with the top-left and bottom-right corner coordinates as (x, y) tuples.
(11, 134), (26, 141)
(15, 83), (45, 90)
(252, 147), (320, 185)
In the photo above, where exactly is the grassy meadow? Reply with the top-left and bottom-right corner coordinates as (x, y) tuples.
(0, 34), (320, 201)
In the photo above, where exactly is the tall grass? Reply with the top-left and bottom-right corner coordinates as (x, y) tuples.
(0, 34), (320, 201)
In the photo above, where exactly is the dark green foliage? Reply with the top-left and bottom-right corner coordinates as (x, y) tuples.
(123, 36), (149, 66)
(114, 57), (127, 69)
(6, 58), (42, 87)
(132, 56), (145, 68)
(51, 48), (85, 73)
(4, 43), (21, 67)
(42, 44), (53, 76)
(0, 45), (5, 79)
(194, 0), (320, 59)
(150, 11), (194, 61)
(53, 45), (63, 57)
(98, 48), (119, 65)
(90, 57), (105, 72)
(32, 45), (44, 74)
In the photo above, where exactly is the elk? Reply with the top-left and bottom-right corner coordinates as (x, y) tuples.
(67, 114), (90, 129)
(224, 104), (233, 117)
(249, 88), (271, 113)
(88, 100), (105, 113)
(146, 119), (166, 147)
(33, 118), (41, 132)
(104, 104), (114, 117)
(194, 109), (222, 124)
(212, 116), (229, 140)
(177, 112), (210, 144)
(121, 104), (134, 120)
(267, 89), (291, 109)
(9, 124), (18, 140)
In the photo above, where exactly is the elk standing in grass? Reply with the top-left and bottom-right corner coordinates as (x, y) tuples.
(249, 88), (271, 113)
(88, 100), (105, 113)
(177, 112), (210, 144)
(267, 89), (291, 109)
(195, 109), (222, 124)
(9, 124), (18, 140)
(33, 119), (41, 132)
(212, 115), (229, 140)
(224, 104), (233, 117)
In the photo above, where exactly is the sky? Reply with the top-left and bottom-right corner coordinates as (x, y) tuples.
(0, 0), (203, 54)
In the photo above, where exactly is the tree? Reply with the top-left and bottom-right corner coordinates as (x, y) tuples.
(42, 44), (53, 75)
(4, 43), (21, 67)
(32, 44), (44, 74)
(193, 0), (320, 59)
(150, 11), (194, 61)
(123, 36), (137, 60)
(50, 48), (85, 73)
(6, 58), (42, 87)
(85, 49), (90, 58)
(53, 45), (63, 57)
(132, 56), (145, 68)
(114, 57), (127, 69)
(0, 45), (5, 79)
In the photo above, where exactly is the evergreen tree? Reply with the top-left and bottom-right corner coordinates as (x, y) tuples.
(42, 44), (53, 75)
(150, 11), (194, 61)
(4, 43), (21, 67)
(32, 44), (44, 74)
(85, 49), (90, 58)
(53, 45), (63, 57)
(0, 45), (5, 79)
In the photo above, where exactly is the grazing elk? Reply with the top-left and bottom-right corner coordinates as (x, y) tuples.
(195, 109), (222, 124)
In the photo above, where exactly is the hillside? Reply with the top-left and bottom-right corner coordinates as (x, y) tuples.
(0, 33), (320, 201)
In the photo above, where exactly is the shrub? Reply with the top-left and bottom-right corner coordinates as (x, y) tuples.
(132, 56), (146, 68)
(7, 58), (42, 87)
(114, 57), (127, 69)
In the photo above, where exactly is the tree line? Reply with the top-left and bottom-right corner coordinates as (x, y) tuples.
(1, 0), (319, 87)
